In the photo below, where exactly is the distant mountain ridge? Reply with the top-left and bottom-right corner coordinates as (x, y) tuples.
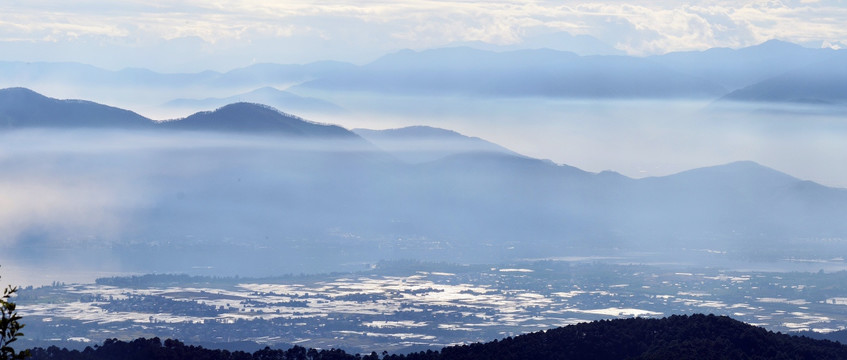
(299, 46), (729, 98)
(0, 87), (357, 138)
(652, 39), (838, 91)
(719, 53), (847, 105)
(3, 40), (843, 106)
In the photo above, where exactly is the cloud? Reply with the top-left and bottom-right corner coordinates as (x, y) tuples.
(1, 0), (846, 70)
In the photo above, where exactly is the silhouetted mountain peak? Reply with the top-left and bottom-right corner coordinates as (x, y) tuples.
(0, 86), (45, 99)
(162, 102), (355, 137)
(199, 102), (285, 118)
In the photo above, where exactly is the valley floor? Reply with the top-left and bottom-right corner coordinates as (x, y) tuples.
(14, 261), (847, 353)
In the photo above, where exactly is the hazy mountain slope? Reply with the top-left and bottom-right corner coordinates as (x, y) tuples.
(718, 54), (847, 105)
(0, 87), (152, 128)
(163, 87), (345, 114)
(159, 102), (355, 137)
(299, 47), (728, 99)
(622, 161), (847, 251)
(353, 126), (521, 163)
(2, 90), (847, 274)
(4, 41), (840, 107)
(652, 40), (840, 91)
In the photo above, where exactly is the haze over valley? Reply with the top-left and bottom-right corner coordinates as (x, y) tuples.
(2, 2), (847, 354)
(1, 83), (846, 285)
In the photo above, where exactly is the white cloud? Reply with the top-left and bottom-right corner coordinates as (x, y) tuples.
(0, 0), (846, 69)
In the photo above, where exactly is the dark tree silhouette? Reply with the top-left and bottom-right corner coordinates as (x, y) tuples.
(23, 314), (847, 359)
(1, 267), (29, 360)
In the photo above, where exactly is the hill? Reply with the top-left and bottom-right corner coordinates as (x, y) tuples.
(25, 315), (847, 359)
(159, 102), (355, 137)
(0, 87), (151, 129)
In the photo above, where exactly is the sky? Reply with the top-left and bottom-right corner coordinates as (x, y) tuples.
(1, 0), (847, 72)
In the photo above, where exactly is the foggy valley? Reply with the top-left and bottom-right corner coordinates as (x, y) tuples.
(1, 14), (847, 356)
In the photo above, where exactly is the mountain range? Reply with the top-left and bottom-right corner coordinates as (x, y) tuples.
(298, 47), (730, 98)
(1, 88), (846, 275)
(0, 87), (350, 136)
(651, 39), (839, 92)
(1, 40), (844, 112)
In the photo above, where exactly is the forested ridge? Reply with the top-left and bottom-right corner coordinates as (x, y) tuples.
(25, 314), (847, 360)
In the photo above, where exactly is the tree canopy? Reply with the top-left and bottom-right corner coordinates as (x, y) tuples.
(24, 314), (847, 360)
(1, 268), (28, 360)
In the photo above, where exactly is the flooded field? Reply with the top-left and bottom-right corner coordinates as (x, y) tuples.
(16, 261), (847, 352)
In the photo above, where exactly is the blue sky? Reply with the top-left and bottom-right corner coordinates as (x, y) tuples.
(2, 0), (846, 71)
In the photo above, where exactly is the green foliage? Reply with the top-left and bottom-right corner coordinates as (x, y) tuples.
(1, 271), (29, 360)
